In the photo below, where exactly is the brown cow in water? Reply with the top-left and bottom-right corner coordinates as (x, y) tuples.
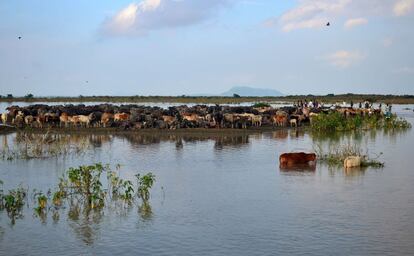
(279, 152), (316, 168)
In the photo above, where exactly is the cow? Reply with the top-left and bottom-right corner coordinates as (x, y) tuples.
(279, 152), (317, 168)
(24, 115), (35, 127)
(59, 113), (71, 128)
(162, 115), (176, 129)
(12, 111), (25, 128)
(101, 112), (114, 128)
(344, 156), (362, 169)
(223, 113), (236, 128)
(88, 112), (102, 127)
(36, 114), (47, 129)
(272, 114), (287, 127)
(289, 118), (297, 127)
(114, 113), (130, 123)
(77, 115), (91, 128)
(182, 113), (201, 123)
(251, 115), (262, 127)
(1, 113), (12, 124)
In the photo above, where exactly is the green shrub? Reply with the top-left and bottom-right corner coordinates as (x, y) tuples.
(252, 102), (271, 108)
(311, 112), (411, 131)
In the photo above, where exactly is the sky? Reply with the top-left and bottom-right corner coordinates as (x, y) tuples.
(0, 0), (413, 96)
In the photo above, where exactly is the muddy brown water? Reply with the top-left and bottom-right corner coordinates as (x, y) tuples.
(0, 104), (413, 256)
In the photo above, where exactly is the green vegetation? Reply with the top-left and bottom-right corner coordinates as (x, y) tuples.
(0, 164), (156, 225)
(1, 94), (414, 104)
(251, 102), (271, 108)
(315, 144), (384, 168)
(136, 173), (156, 202)
(311, 112), (411, 132)
(24, 93), (34, 99)
(0, 182), (27, 224)
(34, 192), (48, 214)
(66, 163), (107, 209)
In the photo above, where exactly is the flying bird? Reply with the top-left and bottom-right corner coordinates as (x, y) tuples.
(326, 22), (330, 26)
(18, 36), (22, 40)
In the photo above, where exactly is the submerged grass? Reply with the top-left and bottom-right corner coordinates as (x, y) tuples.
(314, 144), (384, 168)
(1, 131), (90, 160)
(0, 164), (156, 225)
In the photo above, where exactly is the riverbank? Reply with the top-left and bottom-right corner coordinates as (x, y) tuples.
(1, 94), (414, 104)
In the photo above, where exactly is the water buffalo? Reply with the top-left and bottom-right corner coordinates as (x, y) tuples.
(279, 152), (317, 168)
(344, 156), (362, 169)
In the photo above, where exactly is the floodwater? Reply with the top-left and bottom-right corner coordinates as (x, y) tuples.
(0, 104), (413, 256)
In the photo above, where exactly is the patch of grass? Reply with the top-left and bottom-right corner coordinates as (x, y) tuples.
(311, 112), (411, 132)
(0, 184), (27, 224)
(251, 102), (271, 108)
(314, 144), (384, 168)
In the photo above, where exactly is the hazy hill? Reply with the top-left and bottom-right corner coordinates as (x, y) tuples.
(220, 86), (284, 97)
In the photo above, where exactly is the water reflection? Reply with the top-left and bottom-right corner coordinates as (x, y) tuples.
(138, 202), (153, 221)
(67, 203), (103, 246)
(343, 167), (366, 177)
(279, 163), (316, 173)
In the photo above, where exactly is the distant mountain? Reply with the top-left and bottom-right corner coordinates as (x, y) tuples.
(220, 86), (283, 97)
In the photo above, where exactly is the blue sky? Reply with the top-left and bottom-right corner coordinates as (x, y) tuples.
(0, 0), (413, 96)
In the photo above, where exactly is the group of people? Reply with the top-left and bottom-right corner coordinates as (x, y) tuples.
(294, 98), (393, 117)
(294, 99), (323, 109)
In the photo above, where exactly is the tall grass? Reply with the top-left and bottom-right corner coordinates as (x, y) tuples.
(311, 112), (411, 132)
(1, 132), (89, 160)
(314, 144), (384, 168)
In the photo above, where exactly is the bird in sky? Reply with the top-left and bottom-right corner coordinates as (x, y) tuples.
(18, 36), (22, 40)
(326, 22), (330, 26)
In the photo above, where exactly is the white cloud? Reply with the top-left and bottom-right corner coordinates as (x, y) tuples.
(325, 50), (365, 68)
(344, 17), (368, 29)
(272, 0), (409, 32)
(102, 0), (232, 36)
(393, 0), (414, 16)
(106, 3), (140, 34)
(276, 0), (351, 32)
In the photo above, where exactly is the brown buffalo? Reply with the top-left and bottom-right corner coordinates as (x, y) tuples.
(279, 152), (316, 168)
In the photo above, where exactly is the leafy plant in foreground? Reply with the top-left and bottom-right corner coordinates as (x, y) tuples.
(136, 173), (156, 202)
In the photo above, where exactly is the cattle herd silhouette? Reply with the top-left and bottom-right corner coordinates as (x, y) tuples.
(1, 103), (379, 130)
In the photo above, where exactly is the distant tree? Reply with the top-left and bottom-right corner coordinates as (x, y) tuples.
(6, 94), (13, 99)
(327, 93), (335, 97)
(24, 93), (34, 99)
(233, 93), (241, 98)
(0, 95), (2, 98)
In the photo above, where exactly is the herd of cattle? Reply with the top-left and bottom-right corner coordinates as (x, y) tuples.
(0, 103), (382, 130)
